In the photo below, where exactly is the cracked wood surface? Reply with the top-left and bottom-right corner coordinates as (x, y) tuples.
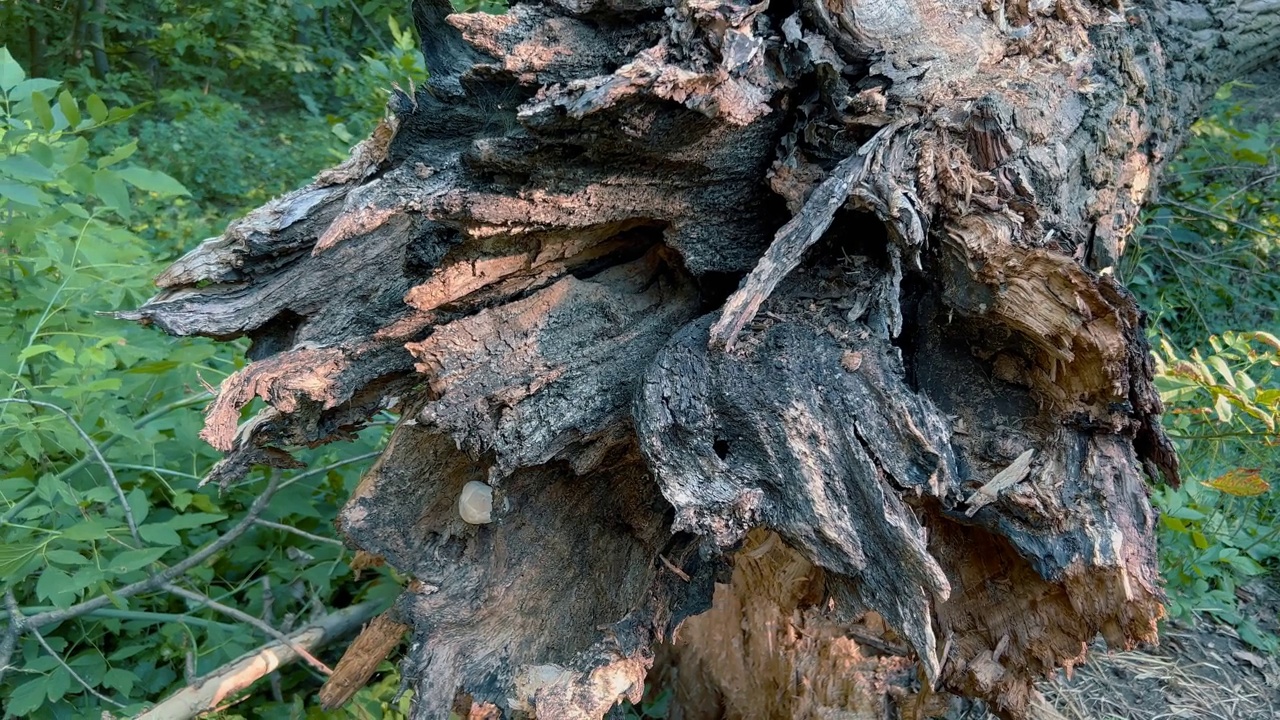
(128, 0), (1280, 717)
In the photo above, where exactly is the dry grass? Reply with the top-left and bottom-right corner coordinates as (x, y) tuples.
(952, 630), (1278, 720)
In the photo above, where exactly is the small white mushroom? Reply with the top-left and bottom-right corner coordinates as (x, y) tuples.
(458, 480), (494, 524)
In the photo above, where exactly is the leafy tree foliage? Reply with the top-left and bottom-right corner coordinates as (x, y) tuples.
(0, 42), (402, 720)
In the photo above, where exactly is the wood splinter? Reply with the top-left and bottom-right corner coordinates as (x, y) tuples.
(318, 610), (411, 710)
(963, 449), (1036, 517)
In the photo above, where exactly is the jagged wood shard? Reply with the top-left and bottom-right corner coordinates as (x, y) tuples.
(128, 0), (1280, 717)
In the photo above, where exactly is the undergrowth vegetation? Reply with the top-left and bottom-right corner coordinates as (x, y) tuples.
(1123, 84), (1280, 650)
(0, 3), (1276, 718)
(0, 48), (404, 718)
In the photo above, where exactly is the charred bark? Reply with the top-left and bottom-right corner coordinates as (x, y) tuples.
(125, 0), (1280, 717)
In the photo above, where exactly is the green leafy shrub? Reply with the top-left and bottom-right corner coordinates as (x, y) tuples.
(1151, 332), (1280, 648)
(0, 49), (394, 719)
(94, 92), (338, 216)
(1124, 83), (1280, 647)
(327, 15), (428, 147)
(1125, 85), (1279, 350)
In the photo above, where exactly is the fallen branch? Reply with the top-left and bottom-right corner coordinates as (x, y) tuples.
(0, 590), (23, 687)
(708, 152), (867, 351)
(136, 600), (381, 720)
(163, 583), (334, 676)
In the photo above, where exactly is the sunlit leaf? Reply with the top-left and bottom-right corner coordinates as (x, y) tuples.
(57, 89), (81, 127)
(0, 541), (43, 579)
(1202, 468), (1270, 497)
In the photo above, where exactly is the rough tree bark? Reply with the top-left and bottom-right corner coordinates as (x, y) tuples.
(125, 0), (1280, 717)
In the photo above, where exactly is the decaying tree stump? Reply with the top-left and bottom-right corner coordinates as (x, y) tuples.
(125, 0), (1280, 717)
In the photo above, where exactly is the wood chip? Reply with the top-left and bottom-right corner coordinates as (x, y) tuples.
(659, 555), (691, 582)
(964, 449), (1035, 517)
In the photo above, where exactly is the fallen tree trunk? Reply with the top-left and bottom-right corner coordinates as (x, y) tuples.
(125, 0), (1280, 717)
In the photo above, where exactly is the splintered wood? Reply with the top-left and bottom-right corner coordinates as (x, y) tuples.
(964, 449), (1036, 517)
(318, 611), (409, 710)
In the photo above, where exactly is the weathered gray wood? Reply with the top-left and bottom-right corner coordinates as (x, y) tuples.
(129, 0), (1280, 717)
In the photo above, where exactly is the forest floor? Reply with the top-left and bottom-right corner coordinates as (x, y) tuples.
(949, 577), (1280, 720)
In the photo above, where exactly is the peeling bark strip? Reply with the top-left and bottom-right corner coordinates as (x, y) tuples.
(130, 0), (1280, 717)
(709, 151), (867, 350)
(319, 611), (410, 709)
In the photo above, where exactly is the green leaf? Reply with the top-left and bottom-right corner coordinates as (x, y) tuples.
(68, 651), (107, 685)
(96, 139), (138, 170)
(0, 154), (55, 183)
(45, 549), (89, 565)
(1207, 355), (1237, 389)
(127, 487), (150, 525)
(60, 518), (119, 541)
(100, 581), (128, 611)
(103, 546), (169, 575)
(0, 541), (42, 579)
(30, 89), (55, 131)
(0, 47), (26, 92)
(86, 93), (109, 123)
(166, 512), (227, 530)
(5, 678), (47, 717)
(93, 168), (131, 217)
(1214, 393), (1234, 423)
(16, 343), (58, 362)
(140, 512), (226, 546)
(0, 180), (43, 207)
(1224, 554), (1267, 576)
(36, 566), (80, 608)
(116, 165), (190, 196)
(1165, 506), (1207, 521)
(9, 77), (61, 104)
(57, 89), (82, 127)
(108, 644), (149, 662)
(45, 666), (72, 703)
(103, 667), (137, 695)
(105, 103), (143, 124)
(139, 524), (181, 546)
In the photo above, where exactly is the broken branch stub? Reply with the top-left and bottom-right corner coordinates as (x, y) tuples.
(129, 0), (1280, 716)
